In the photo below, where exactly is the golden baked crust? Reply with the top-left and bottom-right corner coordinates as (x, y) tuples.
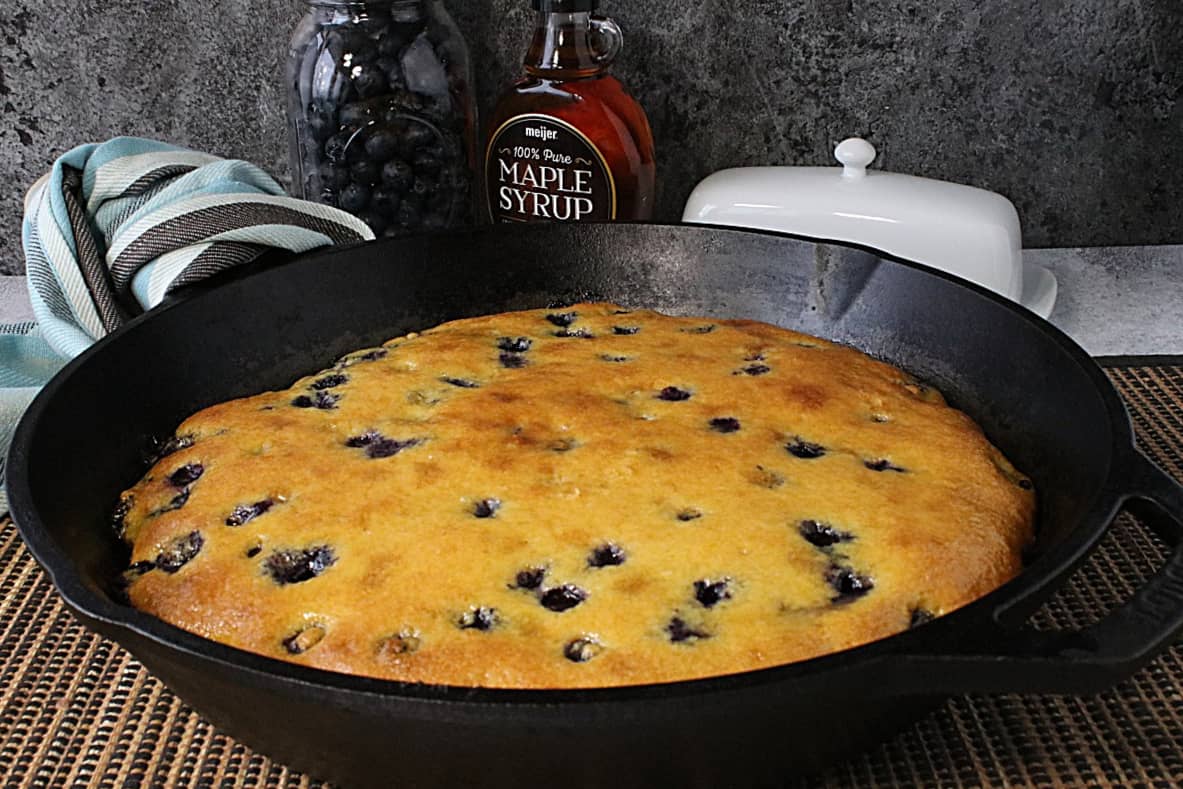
(116, 303), (1035, 689)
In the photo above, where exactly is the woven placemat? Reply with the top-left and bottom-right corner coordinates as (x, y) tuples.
(3, 363), (1182, 788)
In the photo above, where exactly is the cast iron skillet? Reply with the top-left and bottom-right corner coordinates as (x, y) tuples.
(8, 224), (1183, 788)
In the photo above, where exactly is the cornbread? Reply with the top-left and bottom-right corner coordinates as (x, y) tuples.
(114, 303), (1035, 689)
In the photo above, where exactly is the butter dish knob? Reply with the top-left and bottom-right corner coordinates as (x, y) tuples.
(835, 138), (877, 180)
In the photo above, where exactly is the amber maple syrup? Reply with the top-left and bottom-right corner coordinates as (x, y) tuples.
(485, 0), (656, 223)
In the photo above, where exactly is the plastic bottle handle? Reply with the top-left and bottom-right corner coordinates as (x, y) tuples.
(590, 16), (623, 66)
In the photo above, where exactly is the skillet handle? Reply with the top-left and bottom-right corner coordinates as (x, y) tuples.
(885, 450), (1183, 696)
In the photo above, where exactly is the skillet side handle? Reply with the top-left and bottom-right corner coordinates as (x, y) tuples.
(883, 451), (1183, 697)
(1069, 451), (1183, 679)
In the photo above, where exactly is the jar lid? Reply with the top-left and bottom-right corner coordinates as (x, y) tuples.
(533, 0), (600, 11)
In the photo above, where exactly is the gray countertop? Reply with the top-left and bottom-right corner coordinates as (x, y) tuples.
(1, 245), (1180, 357)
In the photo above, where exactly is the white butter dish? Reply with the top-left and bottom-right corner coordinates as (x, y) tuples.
(682, 138), (1057, 318)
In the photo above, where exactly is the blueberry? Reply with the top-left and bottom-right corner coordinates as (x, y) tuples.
(513, 567), (546, 590)
(323, 133), (352, 164)
(411, 177), (432, 197)
(612, 326), (640, 335)
(345, 432), (380, 449)
(402, 123), (436, 150)
(552, 328), (592, 339)
(359, 348), (389, 362)
(546, 312), (578, 327)
(246, 546), (263, 559)
(500, 353), (528, 369)
(588, 543), (627, 569)
(283, 624), (326, 655)
(909, 608), (936, 628)
(710, 417), (741, 433)
(111, 495), (134, 536)
(827, 565), (874, 603)
(319, 162), (352, 189)
(427, 187), (453, 212)
(346, 431), (422, 459)
(412, 151), (442, 175)
(292, 391), (341, 410)
(377, 629), (422, 656)
(541, 584), (588, 613)
(786, 439), (826, 459)
(360, 211), (389, 236)
(666, 616), (709, 643)
(365, 129), (400, 162)
(371, 187), (402, 216)
(385, 90), (424, 118)
(339, 103), (374, 130)
(376, 55), (404, 85)
(677, 508), (703, 522)
(458, 606), (499, 631)
(682, 325), (716, 334)
(351, 159), (381, 186)
(419, 94), (453, 120)
(498, 337), (533, 353)
(327, 30), (377, 66)
(124, 560), (156, 579)
(601, 355), (631, 363)
(340, 183), (372, 213)
(864, 459), (907, 473)
(740, 364), (771, 376)
(312, 373), (349, 390)
(694, 578), (732, 608)
(352, 64), (388, 98)
(1018, 478), (1033, 490)
(167, 463), (204, 488)
(265, 546), (337, 585)
(657, 387), (692, 402)
(564, 636), (603, 663)
(152, 434), (195, 463)
(153, 488), (191, 516)
(226, 499), (275, 527)
(799, 520), (853, 548)
(443, 165), (471, 190)
(156, 531), (204, 574)
(441, 377), (480, 388)
(396, 201), (421, 226)
(473, 498), (501, 518)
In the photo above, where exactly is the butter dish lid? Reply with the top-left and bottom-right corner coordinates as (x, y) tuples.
(682, 138), (1057, 318)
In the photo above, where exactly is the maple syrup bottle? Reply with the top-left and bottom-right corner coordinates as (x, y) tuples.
(485, 0), (656, 223)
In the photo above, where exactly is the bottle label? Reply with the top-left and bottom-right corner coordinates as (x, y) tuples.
(486, 114), (616, 223)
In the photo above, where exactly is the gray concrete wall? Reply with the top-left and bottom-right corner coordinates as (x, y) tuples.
(0, 0), (1179, 274)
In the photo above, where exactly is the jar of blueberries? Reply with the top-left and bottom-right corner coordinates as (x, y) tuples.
(287, 0), (477, 236)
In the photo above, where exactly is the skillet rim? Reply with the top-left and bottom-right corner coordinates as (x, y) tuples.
(5, 221), (1137, 705)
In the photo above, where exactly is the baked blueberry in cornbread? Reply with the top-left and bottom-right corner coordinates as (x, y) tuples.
(116, 304), (1035, 689)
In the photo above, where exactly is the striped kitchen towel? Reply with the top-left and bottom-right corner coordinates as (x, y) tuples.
(0, 136), (374, 511)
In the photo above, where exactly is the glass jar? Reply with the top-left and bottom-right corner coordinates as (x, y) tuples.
(287, 0), (477, 236)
